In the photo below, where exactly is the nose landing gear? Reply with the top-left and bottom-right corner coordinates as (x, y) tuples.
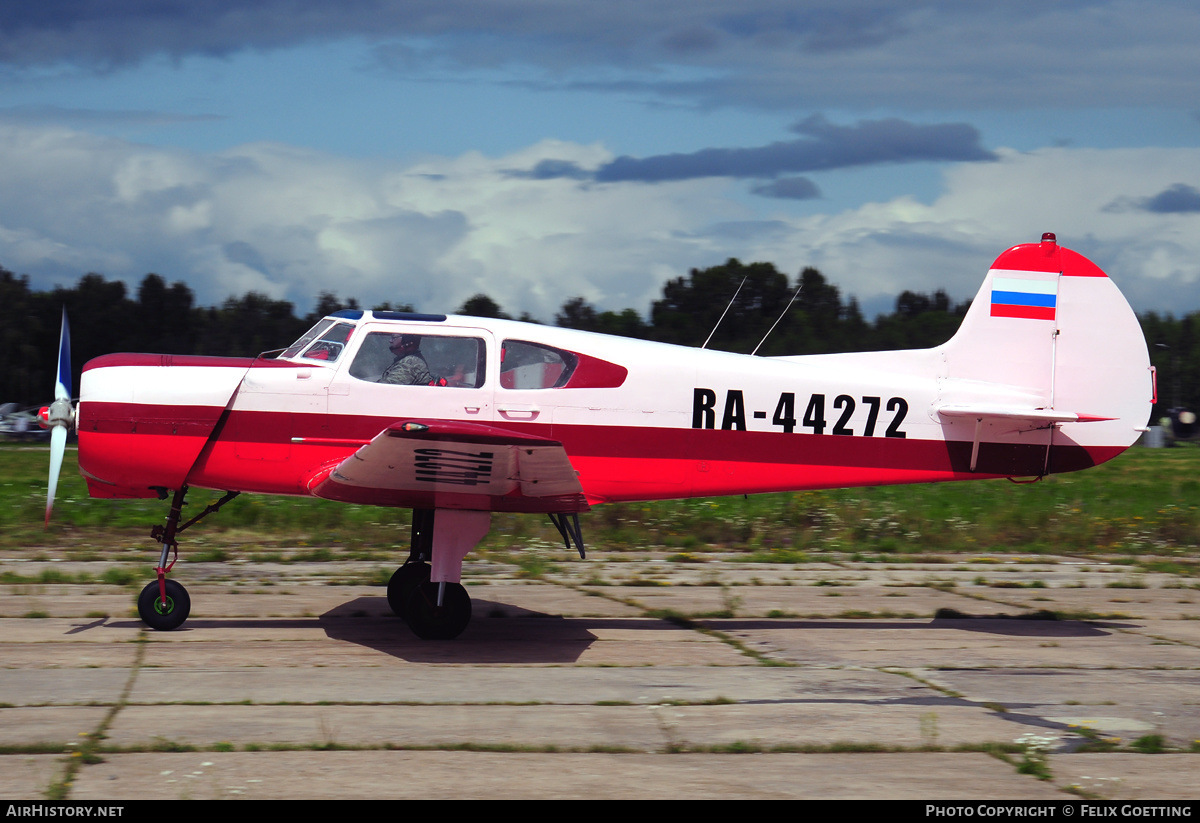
(135, 485), (239, 631)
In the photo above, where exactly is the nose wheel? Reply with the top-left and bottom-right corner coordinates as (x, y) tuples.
(137, 579), (191, 631)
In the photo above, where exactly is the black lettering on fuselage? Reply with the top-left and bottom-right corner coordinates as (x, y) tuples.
(692, 388), (717, 429)
(690, 388), (908, 438)
(721, 390), (746, 431)
(885, 397), (909, 438)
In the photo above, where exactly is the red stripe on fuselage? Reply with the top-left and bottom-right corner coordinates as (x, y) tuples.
(77, 402), (1125, 503)
(79, 430), (213, 491)
(78, 401), (233, 491)
(80, 401), (226, 436)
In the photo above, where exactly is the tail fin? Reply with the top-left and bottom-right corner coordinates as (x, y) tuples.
(939, 233), (1152, 472)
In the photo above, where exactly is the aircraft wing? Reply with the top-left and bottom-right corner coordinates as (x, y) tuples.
(307, 419), (588, 513)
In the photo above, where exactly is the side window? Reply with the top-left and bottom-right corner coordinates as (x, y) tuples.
(350, 332), (486, 388)
(300, 323), (355, 363)
(501, 340), (577, 389)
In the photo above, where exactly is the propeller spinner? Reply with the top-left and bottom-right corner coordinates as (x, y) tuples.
(40, 308), (75, 527)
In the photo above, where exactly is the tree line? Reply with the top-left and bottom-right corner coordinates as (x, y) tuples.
(1, 261), (1193, 421)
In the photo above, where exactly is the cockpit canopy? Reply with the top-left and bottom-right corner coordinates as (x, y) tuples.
(278, 311), (626, 390)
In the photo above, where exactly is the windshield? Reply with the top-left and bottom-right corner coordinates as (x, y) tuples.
(298, 322), (355, 363)
(281, 319), (334, 359)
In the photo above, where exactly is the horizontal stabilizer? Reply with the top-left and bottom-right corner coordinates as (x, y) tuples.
(936, 405), (1115, 425)
(936, 404), (1115, 474)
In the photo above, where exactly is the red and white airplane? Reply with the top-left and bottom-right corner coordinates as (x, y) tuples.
(41, 234), (1153, 638)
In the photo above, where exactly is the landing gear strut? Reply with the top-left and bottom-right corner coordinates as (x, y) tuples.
(135, 485), (239, 631)
(386, 508), (489, 640)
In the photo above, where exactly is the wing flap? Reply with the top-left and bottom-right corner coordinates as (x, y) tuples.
(309, 419), (587, 513)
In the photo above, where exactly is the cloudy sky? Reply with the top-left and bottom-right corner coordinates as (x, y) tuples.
(2, 1), (1198, 320)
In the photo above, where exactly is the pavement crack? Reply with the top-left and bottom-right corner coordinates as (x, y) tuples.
(45, 631), (147, 800)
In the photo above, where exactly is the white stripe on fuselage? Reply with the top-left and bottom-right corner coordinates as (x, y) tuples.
(82, 365), (249, 407)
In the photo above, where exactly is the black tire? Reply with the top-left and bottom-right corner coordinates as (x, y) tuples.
(403, 581), (471, 640)
(137, 579), (191, 631)
(386, 562), (431, 618)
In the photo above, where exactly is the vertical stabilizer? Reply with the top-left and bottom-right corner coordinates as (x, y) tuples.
(940, 234), (1152, 469)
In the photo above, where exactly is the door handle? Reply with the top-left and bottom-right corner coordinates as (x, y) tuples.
(497, 405), (540, 420)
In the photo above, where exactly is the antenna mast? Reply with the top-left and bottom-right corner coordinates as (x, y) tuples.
(751, 282), (803, 356)
(701, 275), (747, 349)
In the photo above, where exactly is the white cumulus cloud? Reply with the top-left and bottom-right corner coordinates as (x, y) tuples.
(723, 146), (1200, 315)
(1, 125), (1197, 323)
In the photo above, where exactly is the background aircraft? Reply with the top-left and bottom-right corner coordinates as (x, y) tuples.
(40, 234), (1153, 639)
(0, 402), (50, 441)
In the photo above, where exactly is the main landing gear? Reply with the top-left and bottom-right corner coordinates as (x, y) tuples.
(133, 493), (503, 641)
(135, 485), (239, 631)
(385, 508), (489, 640)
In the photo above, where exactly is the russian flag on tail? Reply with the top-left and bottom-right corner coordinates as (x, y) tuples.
(990, 275), (1058, 321)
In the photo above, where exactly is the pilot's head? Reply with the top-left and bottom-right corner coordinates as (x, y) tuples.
(389, 334), (421, 356)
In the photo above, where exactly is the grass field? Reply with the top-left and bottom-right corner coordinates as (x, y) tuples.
(2, 443), (1198, 569)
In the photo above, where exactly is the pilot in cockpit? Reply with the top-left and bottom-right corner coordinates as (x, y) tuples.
(379, 334), (442, 385)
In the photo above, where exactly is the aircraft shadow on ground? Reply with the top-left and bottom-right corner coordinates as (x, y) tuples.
(93, 600), (1131, 659)
(696, 617), (1127, 637)
(317, 596), (615, 663)
(111, 609), (600, 663)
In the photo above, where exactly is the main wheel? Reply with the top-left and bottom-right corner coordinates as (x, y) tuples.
(137, 579), (191, 631)
(403, 581), (471, 640)
(386, 562), (431, 618)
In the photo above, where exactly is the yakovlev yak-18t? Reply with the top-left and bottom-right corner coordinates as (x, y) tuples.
(40, 234), (1153, 638)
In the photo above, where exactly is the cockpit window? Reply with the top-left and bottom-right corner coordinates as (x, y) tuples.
(281, 319), (334, 359)
(501, 340), (577, 389)
(351, 332), (486, 388)
(300, 322), (354, 363)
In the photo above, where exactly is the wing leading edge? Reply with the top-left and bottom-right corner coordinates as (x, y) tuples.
(308, 419), (588, 513)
